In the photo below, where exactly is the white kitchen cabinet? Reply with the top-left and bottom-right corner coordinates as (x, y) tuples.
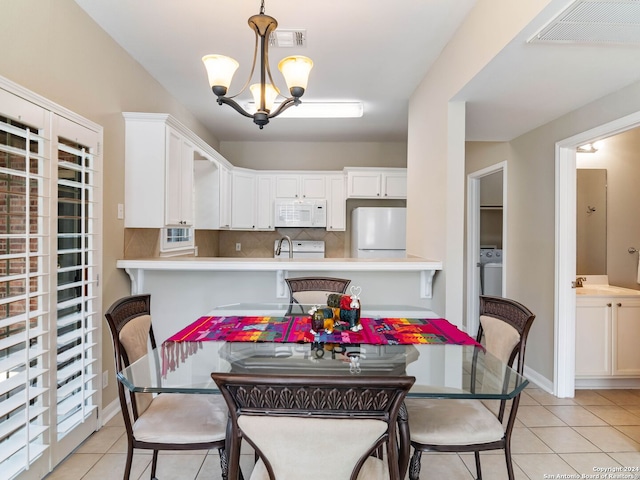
(230, 170), (274, 230)
(326, 174), (346, 231)
(576, 296), (640, 377)
(256, 175), (274, 230)
(231, 170), (256, 230)
(218, 165), (231, 229)
(165, 127), (194, 226)
(274, 174), (326, 199)
(345, 167), (407, 199)
(194, 157), (231, 230)
(124, 113), (234, 230)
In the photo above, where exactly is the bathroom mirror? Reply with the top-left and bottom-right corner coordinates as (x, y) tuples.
(576, 169), (607, 275)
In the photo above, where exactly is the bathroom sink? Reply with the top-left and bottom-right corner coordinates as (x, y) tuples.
(576, 285), (640, 296)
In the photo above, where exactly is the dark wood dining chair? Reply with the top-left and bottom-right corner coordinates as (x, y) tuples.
(284, 276), (351, 314)
(105, 294), (230, 480)
(211, 372), (415, 480)
(406, 295), (535, 480)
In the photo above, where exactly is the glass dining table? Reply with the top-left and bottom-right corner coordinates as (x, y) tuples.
(117, 302), (529, 479)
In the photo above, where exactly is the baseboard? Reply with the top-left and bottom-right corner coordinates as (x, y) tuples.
(575, 377), (640, 389)
(99, 398), (121, 428)
(523, 365), (554, 394)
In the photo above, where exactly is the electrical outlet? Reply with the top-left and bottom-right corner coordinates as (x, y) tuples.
(102, 371), (108, 388)
(235, 243), (241, 251)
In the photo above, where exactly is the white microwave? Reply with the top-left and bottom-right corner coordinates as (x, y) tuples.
(274, 199), (327, 228)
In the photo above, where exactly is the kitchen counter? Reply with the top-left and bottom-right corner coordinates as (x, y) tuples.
(118, 256), (443, 299)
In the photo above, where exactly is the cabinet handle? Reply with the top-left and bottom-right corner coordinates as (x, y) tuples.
(607, 303), (612, 307)
(384, 193), (388, 197)
(377, 193), (380, 196)
(617, 303), (622, 307)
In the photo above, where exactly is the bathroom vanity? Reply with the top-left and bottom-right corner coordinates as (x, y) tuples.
(575, 278), (640, 387)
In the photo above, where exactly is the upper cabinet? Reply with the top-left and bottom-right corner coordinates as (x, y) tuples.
(124, 113), (233, 230)
(274, 174), (326, 199)
(345, 167), (407, 199)
(230, 170), (274, 230)
(165, 127), (194, 226)
(124, 113), (406, 233)
(326, 174), (346, 231)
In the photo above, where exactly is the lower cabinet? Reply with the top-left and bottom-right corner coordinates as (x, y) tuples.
(576, 297), (640, 377)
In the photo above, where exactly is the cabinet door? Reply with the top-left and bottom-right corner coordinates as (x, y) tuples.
(219, 166), (231, 229)
(327, 175), (346, 231)
(256, 175), (274, 230)
(575, 301), (611, 376)
(275, 175), (299, 198)
(383, 172), (407, 198)
(165, 128), (194, 226)
(231, 171), (256, 229)
(347, 171), (381, 198)
(613, 300), (640, 375)
(301, 175), (326, 198)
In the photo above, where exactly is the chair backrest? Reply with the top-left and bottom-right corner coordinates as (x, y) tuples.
(212, 373), (414, 480)
(478, 295), (536, 375)
(285, 276), (351, 307)
(104, 294), (155, 421)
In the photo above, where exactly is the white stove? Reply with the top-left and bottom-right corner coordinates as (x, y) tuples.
(274, 240), (325, 258)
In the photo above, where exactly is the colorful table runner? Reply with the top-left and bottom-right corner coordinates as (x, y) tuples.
(165, 315), (478, 345)
(161, 315), (480, 375)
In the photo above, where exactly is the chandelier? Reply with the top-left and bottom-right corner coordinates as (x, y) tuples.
(202, 0), (313, 129)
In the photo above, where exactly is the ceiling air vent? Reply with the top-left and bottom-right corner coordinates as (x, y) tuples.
(269, 29), (307, 48)
(529, 0), (640, 45)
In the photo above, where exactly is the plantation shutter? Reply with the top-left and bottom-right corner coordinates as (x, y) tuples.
(0, 113), (50, 478)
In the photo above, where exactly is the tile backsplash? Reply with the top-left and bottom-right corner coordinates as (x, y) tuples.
(124, 228), (347, 258)
(218, 228), (347, 258)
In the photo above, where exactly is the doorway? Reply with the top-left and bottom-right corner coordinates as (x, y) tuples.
(555, 111), (640, 398)
(466, 161), (507, 335)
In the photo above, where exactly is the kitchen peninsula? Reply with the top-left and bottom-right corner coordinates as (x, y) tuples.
(117, 256), (442, 343)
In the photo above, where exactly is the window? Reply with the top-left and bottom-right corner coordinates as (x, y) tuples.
(0, 79), (102, 479)
(160, 227), (194, 256)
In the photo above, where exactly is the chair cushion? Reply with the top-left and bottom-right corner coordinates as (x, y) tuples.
(239, 415), (387, 480)
(407, 398), (505, 446)
(133, 393), (227, 444)
(249, 456), (388, 480)
(292, 291), (334, 306)
(479, 314), (520, 364)
(119, 314), (152, 363)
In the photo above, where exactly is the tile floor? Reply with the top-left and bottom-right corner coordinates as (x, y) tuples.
(44, 387), (640, 480)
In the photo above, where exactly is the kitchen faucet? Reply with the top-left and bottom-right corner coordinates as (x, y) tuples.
(276, 235), (293, 258)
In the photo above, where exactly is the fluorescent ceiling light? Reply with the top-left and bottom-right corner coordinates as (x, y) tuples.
(244, 101), (364, 118)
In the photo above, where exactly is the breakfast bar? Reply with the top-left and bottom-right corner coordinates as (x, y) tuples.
(117, 256), (443, 344)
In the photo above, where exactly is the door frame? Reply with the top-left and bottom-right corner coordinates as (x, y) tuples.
(466, 161), (507, 335)
(555, 110), (640, 397)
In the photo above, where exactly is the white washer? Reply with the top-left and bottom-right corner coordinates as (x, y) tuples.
(479, 249), (502, 296)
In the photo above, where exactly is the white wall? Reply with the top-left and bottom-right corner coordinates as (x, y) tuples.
(0, 0), (222, 409)
(407, 0), (552, 319)
(508, 80), (640, 381)
(220, 141), (407, 170)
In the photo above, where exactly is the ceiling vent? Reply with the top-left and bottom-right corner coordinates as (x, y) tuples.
(269, 29), (307, 48)
(529, 0), (640, 45)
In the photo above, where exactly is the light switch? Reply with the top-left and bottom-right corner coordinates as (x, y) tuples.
(236, 243), (241, 251)
(117, 203), (124, 220)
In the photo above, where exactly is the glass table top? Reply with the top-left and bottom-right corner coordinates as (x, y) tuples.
(117, 303), (529, 400)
